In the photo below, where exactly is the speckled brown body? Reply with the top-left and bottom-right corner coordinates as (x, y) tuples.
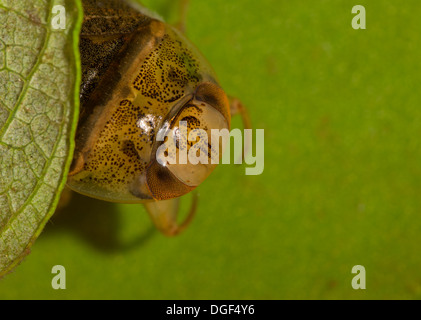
(67, 0), (231, 204)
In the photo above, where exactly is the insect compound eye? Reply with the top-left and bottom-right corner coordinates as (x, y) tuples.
(146, 82), (230, 200)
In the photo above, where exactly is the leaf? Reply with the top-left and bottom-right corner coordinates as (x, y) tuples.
(0, 0), (82, 277)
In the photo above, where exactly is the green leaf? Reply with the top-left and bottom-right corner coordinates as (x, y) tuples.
(0, 0), (82, 277)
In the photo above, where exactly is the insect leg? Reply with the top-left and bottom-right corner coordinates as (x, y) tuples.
(229, 97), (252, 163)
(55, 187), (73, 212)
(175, 0), (190, 33)
(143, 192), (198, 237)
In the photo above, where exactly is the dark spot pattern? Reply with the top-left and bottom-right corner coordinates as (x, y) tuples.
(132, 34), (201, 103)
(83, 99), (150, 187)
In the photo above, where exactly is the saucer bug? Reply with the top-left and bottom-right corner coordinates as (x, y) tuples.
(67, 0), (250, 236)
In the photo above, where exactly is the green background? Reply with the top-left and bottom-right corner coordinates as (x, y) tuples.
(1, 0), (421, 299)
